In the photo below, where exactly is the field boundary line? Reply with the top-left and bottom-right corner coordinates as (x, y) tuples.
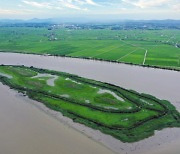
(116, 48), (139, 61)
(166, 34), (175, 43)
(143, 50), (148, 65)
(69, 44), (105, 56)
(91, 43), (126, 58)
(76, 41), (116, 57)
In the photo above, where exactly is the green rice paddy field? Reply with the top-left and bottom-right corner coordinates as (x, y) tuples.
(0, 27), (179, 68)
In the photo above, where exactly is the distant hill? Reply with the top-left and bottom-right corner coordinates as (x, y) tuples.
(0, 18), (179, 24)
(0, 18), (179, 29)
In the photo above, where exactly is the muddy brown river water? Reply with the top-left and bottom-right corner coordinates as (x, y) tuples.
(0, 83), (114, 154)
(0, 52), (180, 154)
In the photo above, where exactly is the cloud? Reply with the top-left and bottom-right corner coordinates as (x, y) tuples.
(85, 0), (99, 6)
(57, 0), (100, 11)
(22, 0), (63, 10)
(58, 0), (88, 11)
(67, 0), (99, 6)
(134, 0), (170, 8)
(22, 0), (92, 11)
(22, 1), (52, 9)
(172, 3), (180, 11)
(0, 8), (36, 15)
(122, 0), (171, 8)
(62, 1), (83, 10)
(0, 8), (21, 14)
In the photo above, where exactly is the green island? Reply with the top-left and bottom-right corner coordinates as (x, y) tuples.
(0, 65), (179, 142)
(0, 27), (180, 70)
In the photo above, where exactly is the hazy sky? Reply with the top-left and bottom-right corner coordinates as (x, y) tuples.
(0, 0), (179, 20)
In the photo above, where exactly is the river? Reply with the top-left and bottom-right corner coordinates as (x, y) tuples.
(0, 52), (180, 154)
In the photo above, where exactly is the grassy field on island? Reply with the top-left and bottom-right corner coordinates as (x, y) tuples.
(0, 27), (179, 69)
(0, 65), (179, 143)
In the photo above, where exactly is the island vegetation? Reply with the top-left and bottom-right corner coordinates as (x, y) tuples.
(0, 65), (179, 143)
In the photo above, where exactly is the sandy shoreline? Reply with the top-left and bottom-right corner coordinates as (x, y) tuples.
(1, 83), (179, 154)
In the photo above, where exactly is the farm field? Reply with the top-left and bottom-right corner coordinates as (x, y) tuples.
(0, 27), (179, 69)
(0, 65), (179, 143)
